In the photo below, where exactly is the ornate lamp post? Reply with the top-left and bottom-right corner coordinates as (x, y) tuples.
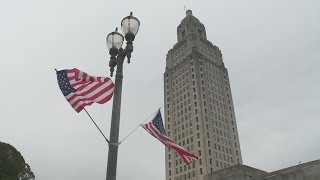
(105, 12), (140, 180)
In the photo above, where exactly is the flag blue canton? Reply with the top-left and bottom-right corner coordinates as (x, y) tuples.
(57, 70), (76, 96)
(152, 111), (166, 135)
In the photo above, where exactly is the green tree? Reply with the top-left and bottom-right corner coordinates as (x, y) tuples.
(0, 141), (35, 180)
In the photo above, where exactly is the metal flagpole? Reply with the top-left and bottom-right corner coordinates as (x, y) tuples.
(83, 108), (110, 143)
(118, 108), (160, 145)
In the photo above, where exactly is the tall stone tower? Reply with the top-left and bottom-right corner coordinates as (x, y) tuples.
(164, 10), (243, 180)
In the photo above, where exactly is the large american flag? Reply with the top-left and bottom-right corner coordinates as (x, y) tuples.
(56, 68), (114, 113)
(141, 110), (198, 165)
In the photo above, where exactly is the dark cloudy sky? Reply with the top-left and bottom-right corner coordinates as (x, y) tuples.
(0, 0), (319, 179)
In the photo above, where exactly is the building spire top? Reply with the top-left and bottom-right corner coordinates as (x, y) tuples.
(186, 9), (193, 16)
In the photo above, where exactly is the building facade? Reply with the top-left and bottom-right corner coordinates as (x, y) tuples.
(203, 160), (320, 180)
(164, 10), (243, 180)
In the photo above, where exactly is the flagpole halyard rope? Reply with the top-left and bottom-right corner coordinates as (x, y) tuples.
(118, 108), (161, 145)
(83, 108), (110, 143)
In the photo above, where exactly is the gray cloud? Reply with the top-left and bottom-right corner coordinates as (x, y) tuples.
(0, 0), (319, 179)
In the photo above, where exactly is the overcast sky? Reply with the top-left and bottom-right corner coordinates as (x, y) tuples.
(1, 0), (319, 180)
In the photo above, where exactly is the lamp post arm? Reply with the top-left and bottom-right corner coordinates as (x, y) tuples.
(123, 42), (133, 63)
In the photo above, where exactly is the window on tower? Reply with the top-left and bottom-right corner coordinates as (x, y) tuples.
(182, 30), (186, 38)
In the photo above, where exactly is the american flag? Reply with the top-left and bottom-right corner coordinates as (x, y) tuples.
(141, 110), (198, 165)
(56, 68), (114, 113)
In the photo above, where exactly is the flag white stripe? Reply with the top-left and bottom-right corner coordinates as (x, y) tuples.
(67, 72), (75, 77)
(69, 79), (77, 85)
(78, 71), (83, 79)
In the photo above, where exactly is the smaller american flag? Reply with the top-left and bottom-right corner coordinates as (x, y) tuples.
(56, 68), (114, 113)
(141, 110), (198, 165)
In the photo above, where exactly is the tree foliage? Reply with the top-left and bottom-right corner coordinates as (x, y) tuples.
(0, 141), (35, 180)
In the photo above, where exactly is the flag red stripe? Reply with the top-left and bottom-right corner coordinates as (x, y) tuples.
(142, 120), (198, 165)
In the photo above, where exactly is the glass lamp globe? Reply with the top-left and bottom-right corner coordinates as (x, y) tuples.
(106, 29), (124, 52)
(121, 12), (140, 42)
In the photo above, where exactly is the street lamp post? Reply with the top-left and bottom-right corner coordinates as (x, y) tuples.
(105, 12), (140, 180)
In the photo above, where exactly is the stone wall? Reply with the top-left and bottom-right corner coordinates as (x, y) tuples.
(257, 160), (320, 180)
(203, 164), (267, 180)
(203, 160), (320, 180)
